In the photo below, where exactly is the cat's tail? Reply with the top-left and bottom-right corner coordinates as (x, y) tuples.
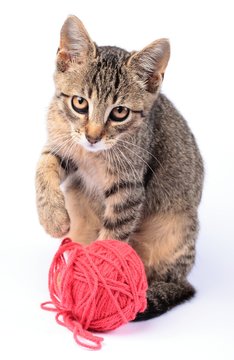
(133, 280), (195, 321)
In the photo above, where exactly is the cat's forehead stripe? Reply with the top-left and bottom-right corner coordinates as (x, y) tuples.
(87, 46), (130, 103)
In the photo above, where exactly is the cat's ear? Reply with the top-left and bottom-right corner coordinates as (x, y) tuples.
(57, 15), (96, 71)
(127, 39), (170, 93)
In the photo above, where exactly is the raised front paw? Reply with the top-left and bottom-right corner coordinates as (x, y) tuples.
(37, 190), (70, 238)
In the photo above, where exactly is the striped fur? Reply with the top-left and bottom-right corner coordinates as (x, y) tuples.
(35, 16), (204, 319)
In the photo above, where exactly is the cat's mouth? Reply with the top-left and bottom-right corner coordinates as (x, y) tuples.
(77, 134), (109, 153)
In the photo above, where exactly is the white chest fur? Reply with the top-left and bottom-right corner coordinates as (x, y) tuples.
(62, 145), (115, 197)
(78, 164), (103, 194)
(76, 151), (110, 195)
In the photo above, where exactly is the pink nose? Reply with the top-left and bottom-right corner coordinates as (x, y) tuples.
(85, 134), (101, 144)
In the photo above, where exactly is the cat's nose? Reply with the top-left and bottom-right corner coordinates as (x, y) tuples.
(85, 134), (101, 144)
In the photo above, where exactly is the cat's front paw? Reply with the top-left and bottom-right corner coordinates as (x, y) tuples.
(37, 191), (70, 238)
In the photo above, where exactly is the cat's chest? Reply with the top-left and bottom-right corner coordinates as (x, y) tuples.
(76, 155), (110, 194)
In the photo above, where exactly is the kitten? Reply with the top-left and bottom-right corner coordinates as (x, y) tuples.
(35, 15), (204, 319)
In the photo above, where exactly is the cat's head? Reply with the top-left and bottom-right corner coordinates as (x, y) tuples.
(53, 15), (170, 153)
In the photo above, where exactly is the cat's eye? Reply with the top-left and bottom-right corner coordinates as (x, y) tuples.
(71, 96), (89, 114)
(109, 106), (130, 122)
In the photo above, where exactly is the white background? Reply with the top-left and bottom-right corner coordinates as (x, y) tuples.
(0, 0), (233, 359)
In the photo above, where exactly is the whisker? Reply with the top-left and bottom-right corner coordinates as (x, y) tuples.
(42, 138), (71, 171)
(119, 143), (156, 177)
(61, 139), (78, 173)
(106, 148), (121, 193)
(47, 135), (76, 175)
(116, 147), (143, 188)
(117, 138), (165, 171)
(118, 142), (171, 201)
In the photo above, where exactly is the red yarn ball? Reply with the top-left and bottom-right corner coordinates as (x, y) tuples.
(42, 238), (148, 350)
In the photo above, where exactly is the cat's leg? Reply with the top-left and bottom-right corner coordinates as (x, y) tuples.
(129, 210), (198, 320)
(97, 182), (145, 241)
(35, 150), (70, 238)
(64, 182), (101, 244)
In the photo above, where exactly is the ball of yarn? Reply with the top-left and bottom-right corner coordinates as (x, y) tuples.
(41, 238), (148, 350)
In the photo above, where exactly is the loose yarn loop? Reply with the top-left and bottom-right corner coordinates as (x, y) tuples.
(41, 238), (148, 350)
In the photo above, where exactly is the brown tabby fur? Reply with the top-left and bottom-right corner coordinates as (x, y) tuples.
(35, 16), (204, 319)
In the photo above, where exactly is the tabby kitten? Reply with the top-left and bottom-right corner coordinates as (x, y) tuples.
(36, 15), (204, 319)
